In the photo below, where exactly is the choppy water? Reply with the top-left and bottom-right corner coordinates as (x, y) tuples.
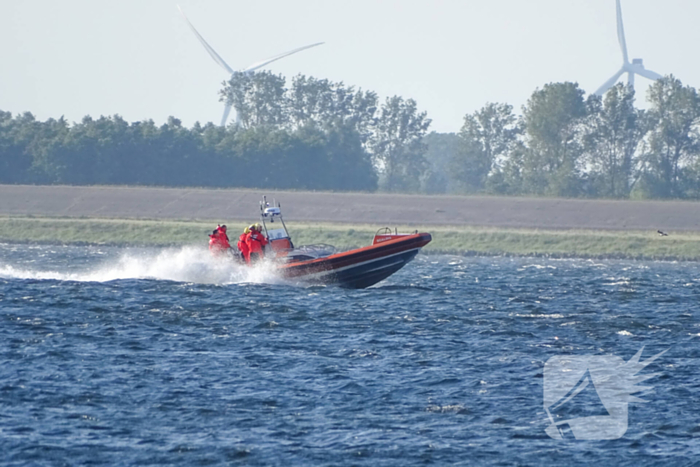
(1, 243), (699, 465)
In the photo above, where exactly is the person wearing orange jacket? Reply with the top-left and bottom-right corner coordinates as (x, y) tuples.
(237, 227), (250, 263)
(208, 224), (231, 256)
(217, 224), (231, 249)
(245, 223), (268, 264)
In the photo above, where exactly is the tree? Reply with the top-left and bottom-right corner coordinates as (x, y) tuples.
(348, 89), (379, 148)
(641, 76), (700, 198)
(287, 75), (334, 128)
(521, 82), (588, 196)
(581, 84), (641, 198)
(287, 75), (378, 147)
(297, 123), (377, 191)
(220, 71), (287, 128)
(27, 114), (73, 184)
(421, 132), (460, 194)
(0, 111), (34, 183)
(450, 103), (519, 193)
(370, 96), (431, 192)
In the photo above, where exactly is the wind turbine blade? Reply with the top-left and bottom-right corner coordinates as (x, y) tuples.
(243, 42), (324, 73)
(635, 68), (663, 81)
(221, 103), (232, 127)
(595, 68), (626, 96)
(616, 0), (629, 63)
(178, 5), (235, 75)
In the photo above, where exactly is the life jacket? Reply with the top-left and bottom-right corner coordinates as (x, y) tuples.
(238, 233), (250, 255)
(216, 228), (231, 249)
(209, 229), (230, 252)
(246, 231), (268, 254)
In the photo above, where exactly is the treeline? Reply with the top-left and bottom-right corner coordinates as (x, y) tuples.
(220, 72), (433, 192)
(442, 76), (700, 199)
(2, 72), (699, 199)
(0, 112), (377, 191)
(0, 72), (432, 192)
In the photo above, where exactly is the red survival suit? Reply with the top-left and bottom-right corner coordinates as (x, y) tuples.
(208, 225), (231, 256)
(244, 227), (268, 264)
(237, 230), (250, 263)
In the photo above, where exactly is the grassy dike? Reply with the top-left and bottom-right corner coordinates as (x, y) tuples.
(2, 216), (700, 261)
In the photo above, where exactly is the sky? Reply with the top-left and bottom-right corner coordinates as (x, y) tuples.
(1, 0), (698, 134)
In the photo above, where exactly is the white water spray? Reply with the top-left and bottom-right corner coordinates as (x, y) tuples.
(0, 246), (285, 285)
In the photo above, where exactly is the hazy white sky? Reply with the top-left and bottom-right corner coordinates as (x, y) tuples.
(1, 0), (698, 133)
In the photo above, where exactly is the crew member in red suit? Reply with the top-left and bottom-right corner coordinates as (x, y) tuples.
(237, 227), (250, 263)
(216, 224), (231, 249)
(208, 224), (231, 256)
(245, 223), (268, 264)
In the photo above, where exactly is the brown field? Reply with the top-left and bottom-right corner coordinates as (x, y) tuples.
(2, 184), (700, 231)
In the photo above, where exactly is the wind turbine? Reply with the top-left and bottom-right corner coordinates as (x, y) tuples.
(595, 0), (663, 96)
(177, 5), (323, 126)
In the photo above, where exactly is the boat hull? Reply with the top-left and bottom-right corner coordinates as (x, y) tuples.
(277, 232), (432, 288)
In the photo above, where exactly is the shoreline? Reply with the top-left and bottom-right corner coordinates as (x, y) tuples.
(2, 216), (699, 262)
(1, 239), (695, 263)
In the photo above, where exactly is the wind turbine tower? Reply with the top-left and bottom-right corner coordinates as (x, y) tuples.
(178, 6), (323, 126)
(595, 0), (663, 96)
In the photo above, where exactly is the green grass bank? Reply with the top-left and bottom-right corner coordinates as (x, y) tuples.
(1, 216), (699, 261)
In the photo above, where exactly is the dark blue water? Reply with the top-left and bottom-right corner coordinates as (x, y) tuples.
(1, 244), (699, 465)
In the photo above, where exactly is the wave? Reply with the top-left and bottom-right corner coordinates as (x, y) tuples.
(0, 246), (284, 285)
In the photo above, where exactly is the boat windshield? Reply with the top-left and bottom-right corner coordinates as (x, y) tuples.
(266, 228), (288, 240)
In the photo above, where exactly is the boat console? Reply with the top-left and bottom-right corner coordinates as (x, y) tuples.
(259, 196), (335, 262)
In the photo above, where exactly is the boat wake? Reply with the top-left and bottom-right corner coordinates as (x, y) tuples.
(0, 246), (285, 285)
